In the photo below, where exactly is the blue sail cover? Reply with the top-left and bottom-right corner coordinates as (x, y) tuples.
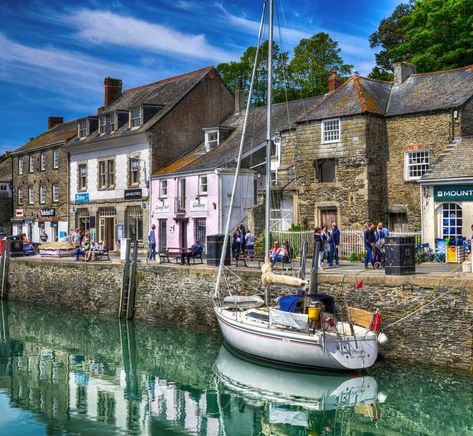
(278, 295), (301, 313)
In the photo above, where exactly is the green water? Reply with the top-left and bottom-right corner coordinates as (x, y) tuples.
(0, 302), (471, 436)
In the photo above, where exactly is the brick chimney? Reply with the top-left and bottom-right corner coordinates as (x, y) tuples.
(393, 61), (416, 85)
(104, 77), (123, 107)
(328, 70), (340, 92)
(48, 116), (63, 130)
(234, 78), (245, 114)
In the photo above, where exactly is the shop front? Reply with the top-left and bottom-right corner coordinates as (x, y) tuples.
(420, 182), (473, 251)
(11, 207), (67, 242)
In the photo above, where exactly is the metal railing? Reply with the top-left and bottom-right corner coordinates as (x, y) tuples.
(271, 229), (422, 258)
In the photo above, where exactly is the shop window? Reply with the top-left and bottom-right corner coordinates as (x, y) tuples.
(158, 219), (167, 251)
(77, 209), (90, 231)
(126, 206), (143, 241)
(194, 218), (206, 247)
(321, 118), (340, 143)
(315, 159), (336, 183)
(442, 203), (462, 238)
(199, 175), (208, 194)
(405, 150), (429, 180)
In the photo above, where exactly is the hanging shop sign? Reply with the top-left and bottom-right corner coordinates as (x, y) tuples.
(39, 208), (55, 217)
(434, 185), (473, 202)
(155, 200), (170, 213)
(15, 209), (24, 217)
(190, 198), (208, 212)
(75, 193), (90, 204)
(124, 188), (142, 200)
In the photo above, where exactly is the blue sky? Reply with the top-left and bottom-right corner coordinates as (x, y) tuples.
(0, 0), (402, 154)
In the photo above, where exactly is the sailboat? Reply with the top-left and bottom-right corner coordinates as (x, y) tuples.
(213, 0), (385, 370)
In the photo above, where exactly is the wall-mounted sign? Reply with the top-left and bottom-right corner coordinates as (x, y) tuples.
(124, 188), (142, 200)
(15, 209), (24, 217)
(39, 208), (55, 217)
(190, 198), (208, 212)
(434, 185), (473, 202)
(155, 200), (170, 213)
(75, 193), (89, 204)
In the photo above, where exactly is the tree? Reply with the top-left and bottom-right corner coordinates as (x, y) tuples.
(369, 2), (414, 78)
(289, 33), (352, 98)
(392, 0), (473, 72)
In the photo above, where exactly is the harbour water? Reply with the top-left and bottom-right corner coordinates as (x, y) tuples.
(0, 301), (471, 435)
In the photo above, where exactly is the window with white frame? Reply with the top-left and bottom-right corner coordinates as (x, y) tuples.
(160, 180), (168, 198)
(98, 159), (115, 189)
(78, 119), (88, 138)
(52, 184), (59, 202)
(39, 185), (46, 204)
(78, 164), (87, 191)
(405, 150), (429, 180)
(442, 203), (462, 238)
(199, 175), (208, 194)
(17, 188), (23, 205)
(29, 155), (35, 173)
(18, 157), (23, 175)
(321, 118), (340, 143)
(28, 187), (34, 204)
(100, 114), (112, 134)
(205, 130), (219, 151)
(40, 153), (46, 171)
(129, 157), (140, 186)
(130, 108), (141, 128)
(53, 150), (59, 169)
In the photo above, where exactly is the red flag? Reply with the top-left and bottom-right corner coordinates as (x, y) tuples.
(355, 278), (365, 290)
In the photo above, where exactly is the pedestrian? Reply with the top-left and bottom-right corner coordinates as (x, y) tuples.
(320, 225), (330, 267)
(239, 224), (246, 256)
(375, 222), (389, 245)
(330, 223), (340, 266)
(39, 228), (48, 242)
(148, 224), (156, 261)
(72, 227), (83, 261)
(245, 230), (255, 259)
(313, 227), (324, 269)
(364, 222), (376, 269)
(232, 226), (242, 260)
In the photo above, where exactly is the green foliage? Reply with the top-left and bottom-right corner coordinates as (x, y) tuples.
(348, 252), (365, 262)
(392, 0), (473, 72)
(217, 33), (352, 105)
(288, 223), (302, 232)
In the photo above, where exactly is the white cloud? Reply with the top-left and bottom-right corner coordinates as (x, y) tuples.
(68, 9), (234, 63)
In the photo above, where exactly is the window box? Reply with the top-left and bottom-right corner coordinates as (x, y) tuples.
(321, 119), (340, 144)
(404, 150), (429, 180)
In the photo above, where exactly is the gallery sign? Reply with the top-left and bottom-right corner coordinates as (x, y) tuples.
(15, 209), (24, 217)
(434, 185), (473, 202)
(190, 198), (208, 212)
(124, 188), (142, 200)
(75, 193), (89, 204)
(155, 200), (170, 213)
(39, 208), (55, 217)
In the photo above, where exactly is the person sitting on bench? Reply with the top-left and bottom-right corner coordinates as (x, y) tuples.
(181, 241), (203, 265)
(269, 241), (286, 265)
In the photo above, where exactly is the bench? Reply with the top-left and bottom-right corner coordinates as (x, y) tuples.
(158, 250), (171, 263)
(93, 248), (110, 261)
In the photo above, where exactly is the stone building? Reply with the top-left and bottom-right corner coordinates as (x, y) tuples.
(0, 153), (12, 234)
(65, 67), (234, 250)
(292, 63), (473, 231)
(10, 117), (77, 241)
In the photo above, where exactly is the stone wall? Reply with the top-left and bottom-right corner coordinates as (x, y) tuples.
(460, 97), (473, 137)
(385, 111), (453, 230)
(0, 154), (12, 233)
(2, 259), (472, 371)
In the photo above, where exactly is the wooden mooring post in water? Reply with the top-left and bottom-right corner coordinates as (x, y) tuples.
(119, 239), (138, 319)
(0, 239), (11, 300)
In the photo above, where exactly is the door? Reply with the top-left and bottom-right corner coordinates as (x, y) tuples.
(389, 213), (408, 232)
(158, 219), (167, 252)
(179, 221), (187, 250)
(320, 208), (337, 228)
(99, 217), (116, 250)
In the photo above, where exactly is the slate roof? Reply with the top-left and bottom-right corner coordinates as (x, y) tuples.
(12, 120), (78, 154)
(153, 96), (322, 177)
(421, 137), (473, 181)
(299, 65), (473, 122)
(67, 66), (215, 148)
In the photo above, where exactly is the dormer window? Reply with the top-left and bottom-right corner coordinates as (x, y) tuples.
(205, 130), (219, 151)
(99, 113), (114, 134)
(78, 119), (88, 138)
(130, 108), (142, 128)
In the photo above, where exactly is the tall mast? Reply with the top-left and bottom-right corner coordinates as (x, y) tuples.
(264, 0), (274, 257)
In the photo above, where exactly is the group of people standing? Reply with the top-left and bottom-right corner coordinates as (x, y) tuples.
(232, 224), (255, 260)
(363, 221), (389, 269)
(313, 223), (341, 269)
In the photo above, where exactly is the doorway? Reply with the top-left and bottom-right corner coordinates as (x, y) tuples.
(98, 207), (116, 250)
(319, 208), (337, 228)
(389, 213), (408, 232)
(179, 220), (187, 250)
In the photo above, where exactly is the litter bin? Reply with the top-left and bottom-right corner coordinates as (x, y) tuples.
(206, 234), (231, 267)
(384, 235), (415, 275)
(7, 235), (24, 257)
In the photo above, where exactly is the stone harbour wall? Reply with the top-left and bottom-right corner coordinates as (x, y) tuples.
(2, 258), (472, 371)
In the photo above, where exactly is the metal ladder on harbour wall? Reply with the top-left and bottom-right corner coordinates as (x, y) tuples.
(0, 240), (11, 300)
(119, 239), (138, 319)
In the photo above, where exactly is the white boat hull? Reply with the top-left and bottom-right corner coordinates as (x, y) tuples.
(215, 308), (378, 370)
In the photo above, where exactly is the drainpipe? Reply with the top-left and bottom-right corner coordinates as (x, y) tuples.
(216, 169), (222, 233)
(66, 150), (69, 238)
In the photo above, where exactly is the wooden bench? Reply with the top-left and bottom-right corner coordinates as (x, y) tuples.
(158, 250), (171, 263)
(94, 248), (110, 261)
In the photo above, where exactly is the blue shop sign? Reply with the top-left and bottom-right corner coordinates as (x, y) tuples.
(75, 193), (90, 204)
(434, 185), (473, 202)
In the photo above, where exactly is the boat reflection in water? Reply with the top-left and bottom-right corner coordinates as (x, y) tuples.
(215, 345), (381, 432)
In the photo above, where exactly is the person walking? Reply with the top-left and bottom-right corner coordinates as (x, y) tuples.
(330, 223), (341, 266)
(313, 227), (324, 269)
(232, 226), (242, 260)
(245, 230), (255, 259)
(320, 225), (330, 267)
(364, 222), (376, 269)
(148, 224), (157, 261)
